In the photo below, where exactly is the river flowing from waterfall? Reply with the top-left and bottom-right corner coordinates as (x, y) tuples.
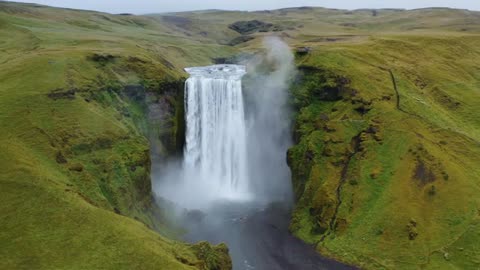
(154, 46), (354, 270)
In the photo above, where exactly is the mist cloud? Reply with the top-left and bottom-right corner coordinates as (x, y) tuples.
(242, 36), (296, 204)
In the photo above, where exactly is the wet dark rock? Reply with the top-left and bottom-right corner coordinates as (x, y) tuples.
(228, 35), (255, 46)
(55, 152), (67, 164)
(128, 56), (147, 64)
(382, 95), (392, 101)
(212, 57), (229, 64)
(213, 53), (255, 65)
(146, 94), (171, 121)
(88, 53), (116, 64)
(127, 78), (185, 157)
(123, 84), (146, 101)
(47, 88), (76, 100)
(95, 137), (113, 149)
(158, 80), (184, 95)
(296, 46), (311, 56)
(311, 221), (328, 234)
(213, 56), (238, 64)
(318, 87), (342, 101)
(228, 20), (275, 34)
(354, 102), (372, 115)
(305, 150), (314, 161)
(366, 126), (379, 134)
(297, 66), (353, 102)
(365, 125), (383, 141)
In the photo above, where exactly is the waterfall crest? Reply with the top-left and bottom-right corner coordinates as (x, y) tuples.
(183, 65), (251, 203)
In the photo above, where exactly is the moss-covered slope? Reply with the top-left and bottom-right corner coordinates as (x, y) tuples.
(288, 35), (480, 269)
(0, 2), (233, 269)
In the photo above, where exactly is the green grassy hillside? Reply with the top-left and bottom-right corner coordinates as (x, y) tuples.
(1, 2), (479, 269)
(150, 7), (480, 45)
(288, 35), (480, 269)
(0, 2), (233, 269)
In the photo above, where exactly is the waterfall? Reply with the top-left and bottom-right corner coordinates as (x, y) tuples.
(183, 65), (251, 203)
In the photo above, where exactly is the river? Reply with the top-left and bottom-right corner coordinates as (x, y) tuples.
(182, 201), (355, 270)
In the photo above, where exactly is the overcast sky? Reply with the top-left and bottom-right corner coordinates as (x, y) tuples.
(6, 0), (480, 14)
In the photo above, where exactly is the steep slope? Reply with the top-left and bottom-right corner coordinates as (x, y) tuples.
(288, 35), (480, 269)
(0, 2), (233, 269)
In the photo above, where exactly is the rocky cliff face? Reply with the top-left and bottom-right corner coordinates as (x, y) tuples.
(51, 55), (188, 230)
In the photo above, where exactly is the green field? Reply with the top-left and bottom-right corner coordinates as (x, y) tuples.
(1, 2), (479, 269)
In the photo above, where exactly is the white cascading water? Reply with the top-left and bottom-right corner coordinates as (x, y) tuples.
(182, 65), (251, 205)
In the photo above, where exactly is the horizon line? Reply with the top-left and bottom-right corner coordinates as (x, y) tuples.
(2, 1), (479, 15)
